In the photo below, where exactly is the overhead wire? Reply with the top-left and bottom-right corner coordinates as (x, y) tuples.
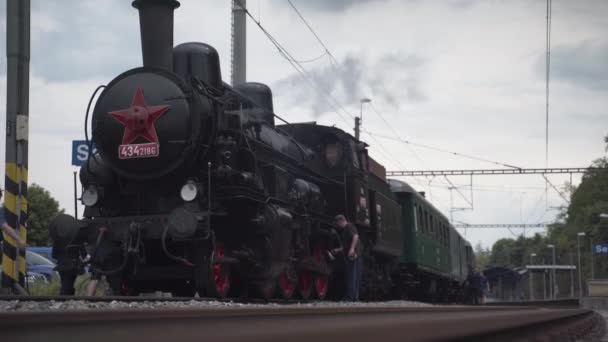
(236, 0), (428, 191)
(369, 103), (427, 166)
(233, 0), (355, 127)
(544, 0), (553, 210)
(367, 103), (449, 201)
(286, 0), (340, 67)
(283, 0), (430, 192)
(292, 51), (330, 64)
(281, 1), (436, 195)
(443, 176), (473, 208)
(542, 174), (570, 204)
(368, 131), (521, 169)
(545, 0), (552, 169)
(240, 0), (570, 228)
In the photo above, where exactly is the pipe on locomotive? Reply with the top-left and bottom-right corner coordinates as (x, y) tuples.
(131, 0), (180, 70)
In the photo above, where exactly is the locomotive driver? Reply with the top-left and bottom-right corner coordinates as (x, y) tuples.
(330, 214), (363, 301)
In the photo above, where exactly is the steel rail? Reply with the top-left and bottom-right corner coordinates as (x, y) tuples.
(487, 298), (579, 308)
(0, 305), (603, 341)
(0, 294), (307, 304)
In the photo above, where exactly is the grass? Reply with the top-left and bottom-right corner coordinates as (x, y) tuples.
(28, 274), (109, 296)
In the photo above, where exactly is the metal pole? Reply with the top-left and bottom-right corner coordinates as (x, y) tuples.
(552, 247), (556, 299)
(590, 237), (595, 279)
(529, 254), (535, 300)
(73, 171), (78, 219)
(499, 275), (503, 300)
(569, 253), (574, 298)
(577, 235), (582, 296)
(231, 0), (246, 85)
(2, 0), (30, 293)
(543, 271), (547, 300)
(529, 269), (533, 300)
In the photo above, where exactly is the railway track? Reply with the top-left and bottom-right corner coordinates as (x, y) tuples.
(0, 294), (309, 305)
(0, 295), (581, 307)
(0, 303), (605, 341)
(487, 298), (581, 308)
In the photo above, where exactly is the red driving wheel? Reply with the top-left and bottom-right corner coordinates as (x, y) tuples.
(208, 243), (230, 298)
(313, 243), (329, 300)
(278, 270), (296, 299)
(298, 270), (313, 300)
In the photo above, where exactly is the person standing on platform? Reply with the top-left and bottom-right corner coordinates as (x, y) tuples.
(330, 214), (363, 302)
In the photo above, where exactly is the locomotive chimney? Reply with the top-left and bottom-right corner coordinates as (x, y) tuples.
(132, 0), (180, 70)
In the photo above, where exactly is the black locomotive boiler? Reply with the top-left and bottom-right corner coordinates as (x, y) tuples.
(50, 0), (476, 301)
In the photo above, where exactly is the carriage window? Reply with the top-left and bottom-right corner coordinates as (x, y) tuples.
(417, 205), (423, 232)
(422, 211), (426, 233)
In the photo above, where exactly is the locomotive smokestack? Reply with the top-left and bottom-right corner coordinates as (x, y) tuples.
(132, 0), (180, 70)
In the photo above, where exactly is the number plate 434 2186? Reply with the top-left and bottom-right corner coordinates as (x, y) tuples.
(118, 143), (159, 159)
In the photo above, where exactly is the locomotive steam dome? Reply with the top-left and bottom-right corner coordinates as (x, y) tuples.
(92, 68), (200, 179)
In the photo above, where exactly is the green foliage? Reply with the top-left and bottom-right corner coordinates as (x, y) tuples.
(28, 278), (60, 296)
(474, 242), (491, 269)
(28, 275), (108, 296)
(489, 234), (548, 268)
(27, 183), (63, 246)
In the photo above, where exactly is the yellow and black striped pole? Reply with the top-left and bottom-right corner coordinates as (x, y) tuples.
(2, 0), (30, 293)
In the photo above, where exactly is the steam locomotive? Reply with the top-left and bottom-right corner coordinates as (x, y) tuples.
(50, 0), (474, 301)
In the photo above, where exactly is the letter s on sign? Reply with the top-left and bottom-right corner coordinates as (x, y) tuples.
(77, 144), (89, 161)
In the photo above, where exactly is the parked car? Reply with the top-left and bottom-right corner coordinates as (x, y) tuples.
(25, 272), (48, 285)
(27, 246), (55, 263)
(0, 243), (57, 285)
(26, 250), (59, 282)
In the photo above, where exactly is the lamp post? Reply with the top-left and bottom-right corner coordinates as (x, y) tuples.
(577, 232), (585, 297)
(547, 244), (556, 299)
(529, 253), (536, 300)
(355, 98), (371, 140)
(590, 235), (595, 280)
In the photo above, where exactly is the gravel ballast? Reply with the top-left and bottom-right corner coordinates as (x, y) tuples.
(0, 299), (432, 312)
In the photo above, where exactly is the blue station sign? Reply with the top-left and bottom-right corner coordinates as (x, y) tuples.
(593, 244), (608, 255)
(72, 140), (96, 166)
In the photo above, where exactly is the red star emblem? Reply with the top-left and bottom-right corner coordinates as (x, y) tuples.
(109, 87), (170, 145)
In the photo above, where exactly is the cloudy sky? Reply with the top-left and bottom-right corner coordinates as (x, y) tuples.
(0, 0), (606, 249)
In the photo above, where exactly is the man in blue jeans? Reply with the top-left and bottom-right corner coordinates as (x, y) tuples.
(331, 214), (363, 301)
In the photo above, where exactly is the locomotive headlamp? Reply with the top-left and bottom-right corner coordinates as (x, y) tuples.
(180, 180), (198, 202)
(82, 185), (99, 207)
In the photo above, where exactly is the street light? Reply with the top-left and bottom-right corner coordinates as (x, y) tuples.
(577, 232), (585, 297)
(547, 244), (556, 299)
(530, 253), (537, 300)
(355, 98), (371, 140)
